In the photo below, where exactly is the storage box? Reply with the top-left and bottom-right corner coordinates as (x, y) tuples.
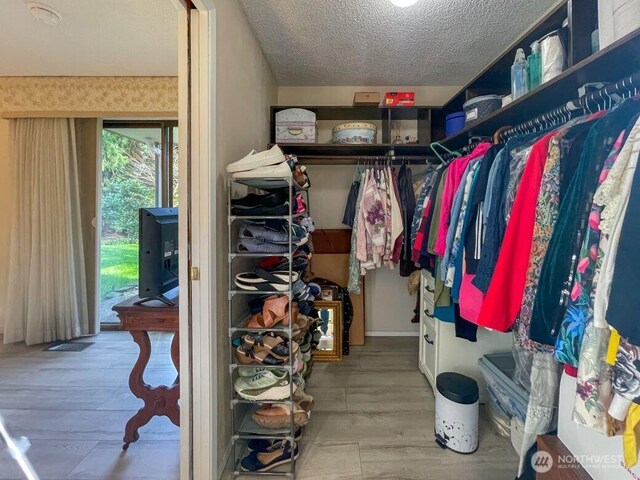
(275, 108), (317, 143)
(353, 92), (381, 106)
(463, 95), (502, 126)
(384, 91), (415, 107)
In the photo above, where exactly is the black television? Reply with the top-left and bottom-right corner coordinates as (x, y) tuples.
(136, 207), (179, 306)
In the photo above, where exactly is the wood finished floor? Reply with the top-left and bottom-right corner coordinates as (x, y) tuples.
(0, 334), (518, 479)
(226, 337), (519, 480)
(0, 331), (180, 480)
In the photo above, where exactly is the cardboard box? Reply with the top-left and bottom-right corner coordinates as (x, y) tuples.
(353, 92), (381, 106)
(384, 91), (415, 107)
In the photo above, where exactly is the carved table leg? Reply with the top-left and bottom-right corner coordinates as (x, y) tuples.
(171, 332), (180, 386)
(123, 330), (152, 450)
(122, 329), (181, 450)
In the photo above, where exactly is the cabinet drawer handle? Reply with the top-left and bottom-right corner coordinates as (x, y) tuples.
(423, 334), (434, 345)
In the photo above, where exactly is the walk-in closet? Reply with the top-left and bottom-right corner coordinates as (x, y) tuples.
(222, 1), (640, 478)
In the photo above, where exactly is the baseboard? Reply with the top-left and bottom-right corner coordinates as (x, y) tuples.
(217, 440), (233, 479)
(365, 331), (420, 337)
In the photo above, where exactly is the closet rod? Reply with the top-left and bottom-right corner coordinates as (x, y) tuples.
(296, 154), (439, 166)
(501, 70), (640, 141)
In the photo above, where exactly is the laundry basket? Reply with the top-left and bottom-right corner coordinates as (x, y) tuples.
(434, 372), (479, 454)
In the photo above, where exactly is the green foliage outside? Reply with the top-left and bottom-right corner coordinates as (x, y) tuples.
(101, 130), (157, 240)
(100, 243), (138, 299)
(99, 128), (179, 299)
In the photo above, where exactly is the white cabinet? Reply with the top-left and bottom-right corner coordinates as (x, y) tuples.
(418, 270), (513, 401)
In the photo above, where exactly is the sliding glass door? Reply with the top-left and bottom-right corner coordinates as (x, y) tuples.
(99, 121), (178, 324)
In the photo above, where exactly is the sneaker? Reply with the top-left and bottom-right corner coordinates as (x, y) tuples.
(232, 161), (292, 179)
(237, 238), (290, 254)
(226, 145), (285, 173)
(240, 441), (299, 472)
(238, 366), (268, 378)
(247, 429), (302, 452)
(234, 369), (295, 401)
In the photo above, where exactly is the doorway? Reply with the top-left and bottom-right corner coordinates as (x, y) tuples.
(99, 120), (178, 324)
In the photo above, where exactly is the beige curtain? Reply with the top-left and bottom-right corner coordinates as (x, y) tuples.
(4, 118), (89, 345)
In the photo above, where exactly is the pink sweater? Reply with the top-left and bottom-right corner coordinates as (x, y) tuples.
(434, 143), (491, 256)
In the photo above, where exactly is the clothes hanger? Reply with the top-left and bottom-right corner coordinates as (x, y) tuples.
(429, 141), (461, 165)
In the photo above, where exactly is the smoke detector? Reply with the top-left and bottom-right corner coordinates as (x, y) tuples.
(27, 2), (62, 26)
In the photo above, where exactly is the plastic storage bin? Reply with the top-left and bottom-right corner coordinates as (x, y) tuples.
(445, 112), (465, 137)
(434, 372), (479, 454)
(478, 352), (530, 424)
(463, 95), (502, 126)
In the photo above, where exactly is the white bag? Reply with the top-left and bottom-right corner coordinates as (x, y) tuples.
(540, 31), (566, 83)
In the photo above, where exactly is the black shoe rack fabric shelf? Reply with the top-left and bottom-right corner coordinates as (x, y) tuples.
(227, 177), (314, 478)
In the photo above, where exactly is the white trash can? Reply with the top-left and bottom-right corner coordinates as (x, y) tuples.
(434, 372), (479, 454)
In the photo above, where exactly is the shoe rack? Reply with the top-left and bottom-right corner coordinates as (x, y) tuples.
(227, 176), (311, 478)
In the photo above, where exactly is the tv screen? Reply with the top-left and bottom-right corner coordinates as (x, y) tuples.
(137, 207), (179, 305)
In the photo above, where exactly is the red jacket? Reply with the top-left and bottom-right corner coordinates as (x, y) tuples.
(476, 132), (555, 332)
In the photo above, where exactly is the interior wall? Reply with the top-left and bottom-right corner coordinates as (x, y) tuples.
(213, 0), (278, 470)
(279, 85), (460, 334)
(0, 76), (178, 333)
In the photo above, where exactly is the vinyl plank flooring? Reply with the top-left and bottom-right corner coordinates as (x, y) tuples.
(0, 408), (179, 442)
(67, 440), (180, 480)
(359, 443), (518, 479)
(304, 387), (347, 412)
(0, 386), (119, 410)
(0, 440), (99, 480)
(345, 386), (435, 412)
(309, 369), (427, 388)
(0, 331), (180, 479)
(302, 410), (434, 445)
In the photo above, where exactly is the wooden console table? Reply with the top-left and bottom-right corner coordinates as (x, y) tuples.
(112, 288), (180, 450)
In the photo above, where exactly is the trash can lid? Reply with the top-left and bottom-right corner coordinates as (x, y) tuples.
(436, 372), (479, 405)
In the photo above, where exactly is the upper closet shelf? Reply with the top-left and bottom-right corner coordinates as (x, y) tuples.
(271, 143), (436, 165)
(437, 28), (640, 150)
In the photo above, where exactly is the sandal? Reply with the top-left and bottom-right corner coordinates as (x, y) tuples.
(251, 404), (309, 429)
(235, 345), (284, 366)
(243, 334), (298, 359)
(293, 389), (314, 412)
(262, 295), (298, 328)
(234, 269), (299, 292)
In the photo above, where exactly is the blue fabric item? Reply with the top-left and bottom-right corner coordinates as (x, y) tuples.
(435, 304), (455, 323)
(472, 132), (544, 293)
(451, 163), (482, 301)
(440, 162), (473, 280)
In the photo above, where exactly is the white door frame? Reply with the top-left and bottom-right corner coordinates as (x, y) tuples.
(173, 0), (217, 479)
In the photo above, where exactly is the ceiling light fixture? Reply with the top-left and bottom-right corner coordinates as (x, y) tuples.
(27, 2), (62, 26)
(388, 0), (420, 7)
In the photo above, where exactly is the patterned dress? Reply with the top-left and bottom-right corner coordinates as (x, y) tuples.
(513, 136), (561, 353)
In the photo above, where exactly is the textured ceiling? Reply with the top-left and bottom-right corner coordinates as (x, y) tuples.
(240, 0), (560, 86)
(0, 0), (177, 76)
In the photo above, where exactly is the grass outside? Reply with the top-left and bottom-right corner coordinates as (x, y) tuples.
(100, 242), (139, 300)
